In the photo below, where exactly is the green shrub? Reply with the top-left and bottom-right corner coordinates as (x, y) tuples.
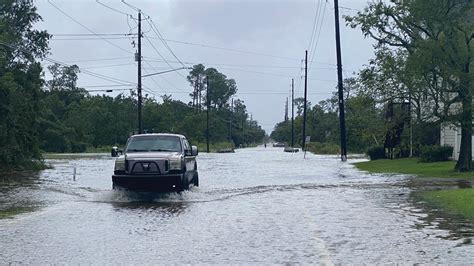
(367, 146), (386, 160)
(420, 145), (453, 163)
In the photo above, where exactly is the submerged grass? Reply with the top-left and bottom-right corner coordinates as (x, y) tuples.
(0, 206), (37, 219)
(419, 189), (474, 220)
(354, 158), (474, 220)
(354, 158), (474, 179)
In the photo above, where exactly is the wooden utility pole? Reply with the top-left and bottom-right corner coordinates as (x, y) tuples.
(229, 98), (233, 142)
(206, 78), (210, 153)
(291, 78), (295, 148)
(334, 0), (347, 161)
(137, 11), (143, 134)
(302, 50), (308, 150)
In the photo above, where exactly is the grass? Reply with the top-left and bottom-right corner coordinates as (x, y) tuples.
(195, 141), (235, 153)
(0, 206), (37, 219)
(419, 189), (474, 219)
(354, 158), (474, 179)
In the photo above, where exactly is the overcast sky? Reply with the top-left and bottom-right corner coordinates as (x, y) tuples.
(35, 0), (375, 134)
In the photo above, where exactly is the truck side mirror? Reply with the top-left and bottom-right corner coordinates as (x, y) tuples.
(191, 146), (198, 156)
(111, 146), (119, 157)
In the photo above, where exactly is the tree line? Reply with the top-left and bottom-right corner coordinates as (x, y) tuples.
(271, 77), (439, 154)
(0, 1), (264, 170)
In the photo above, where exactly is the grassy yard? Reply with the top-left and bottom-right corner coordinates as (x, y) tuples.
(354, 158), (474, 179)
(419, 189), (474, 219)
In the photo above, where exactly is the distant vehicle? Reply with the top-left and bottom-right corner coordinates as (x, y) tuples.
(112, 133), (199, 192)
(273, 142), (286, 147)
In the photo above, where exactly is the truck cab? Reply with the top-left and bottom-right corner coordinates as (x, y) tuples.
(112, 133), (198, 192)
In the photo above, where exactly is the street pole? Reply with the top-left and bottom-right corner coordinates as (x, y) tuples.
(137, 11), (143, 134)
(206, 77), (210, 153)
(291, 78), (294, 148)
(334, 0), (347, 161)
(229, 98), (233, 142)
(302, 50), (308, 150)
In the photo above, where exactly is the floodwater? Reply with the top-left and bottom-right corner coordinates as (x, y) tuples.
(0, 147), (473, 264)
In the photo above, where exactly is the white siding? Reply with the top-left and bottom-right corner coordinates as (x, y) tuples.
(440, 123), (474, 160)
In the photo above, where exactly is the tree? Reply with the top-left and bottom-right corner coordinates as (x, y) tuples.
(187, 64), (205, 110)
(347, 0), (474, 171)
(204, 67), (237, 109)
(294, 97), (311, 116)
(0, 0), (50, 169)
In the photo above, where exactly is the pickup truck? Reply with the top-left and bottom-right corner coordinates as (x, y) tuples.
(112, 133), (199, 192)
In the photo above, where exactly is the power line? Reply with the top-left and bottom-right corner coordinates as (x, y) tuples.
(215, 66), (337, 82)
(51, 33), (133, 36)
(80, 84), (134, 88)
(85, 88), (133, 92)
(0, 39), (134, 86)
(143, 34), (188, 79)
(125, 10), (188, 82)
(309, 1), (328, 71)
(80, 63), (136, 70)
(145, 17), (186, 68)
(121, 0), (140, 12)
(142, 62), (173, 94)
(58, 57), (132, 63)
(96, 0), (132, 17)
(51, 37), (132, 41)
(124, 6), (188, 79)
(143, 58), (337, 70)
(47, 0), (133, 54)
(142, 90), (332, 95)
(148, 37), (311, 62)
(143, 60), (188, 93)
(307, 0), (322, 52)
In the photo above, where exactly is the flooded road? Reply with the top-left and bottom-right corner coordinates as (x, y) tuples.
(1, 147), (473, 264)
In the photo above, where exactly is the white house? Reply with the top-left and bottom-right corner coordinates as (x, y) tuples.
(440, 124), (474, 160)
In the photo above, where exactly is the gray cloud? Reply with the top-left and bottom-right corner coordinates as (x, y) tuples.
(35, 0), (374, 133)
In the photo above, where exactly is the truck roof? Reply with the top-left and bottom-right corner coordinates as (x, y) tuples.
(129, 133), (186, 139)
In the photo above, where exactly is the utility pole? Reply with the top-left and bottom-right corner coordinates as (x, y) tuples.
(302, 50), (308, 150)
(291, 78), (295, 148)
(334, 0), (347, 161)
(137, 11), (143, 134)
(285, 97), (289, 121)
(206, 77), (210, 153)
(408, 93), (413, 157)
(229, 98), (233, 142)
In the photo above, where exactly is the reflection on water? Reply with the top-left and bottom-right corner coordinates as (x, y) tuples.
(0, 171), (43, 216)
(0, 149), (473, 264)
